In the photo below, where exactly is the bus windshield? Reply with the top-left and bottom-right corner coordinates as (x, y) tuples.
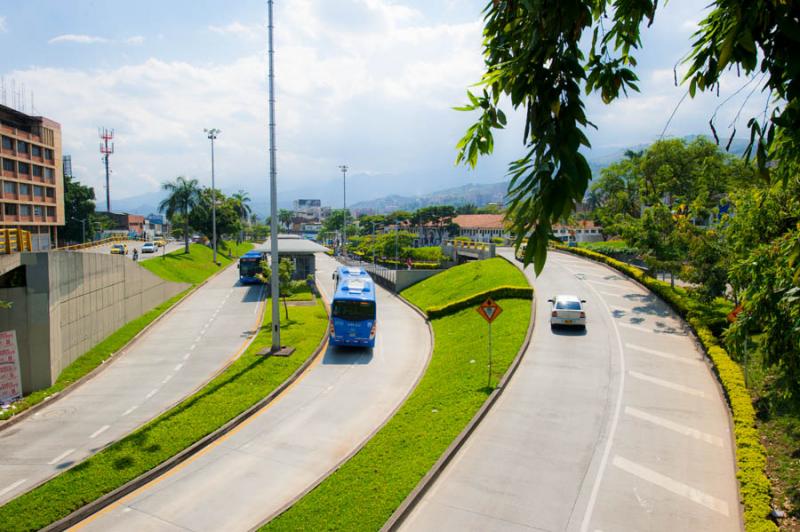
(333, 300), (375, 321)
(240, 260), (261, 278)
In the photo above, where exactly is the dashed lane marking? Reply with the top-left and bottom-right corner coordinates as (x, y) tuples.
(0, 479), (27, 498)
(121, 405), (138, 417)
(145, 389), (158, 400)
(613, 455), (729, 516)
(625, 343), (701, 365)
(162, 375), (172, 384)
(174, 363), (183, 372)
(625, 407), (723, 446)
(89, 425), (110, 439)
(628, 370), (706, 398)
(48, 449), (75, 465)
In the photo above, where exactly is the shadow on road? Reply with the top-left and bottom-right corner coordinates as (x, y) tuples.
(322, 345), (374, 365)
(550, 325), (587, 337)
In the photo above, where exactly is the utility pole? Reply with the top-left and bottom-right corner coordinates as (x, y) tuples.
(204, 128), (220, 264)
(99, 128), (114, 212)
(267, 0), (281, 353)
(339, 164), (348, 257)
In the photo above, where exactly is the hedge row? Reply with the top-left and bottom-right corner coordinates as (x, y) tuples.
(425, 285), (533, 319)
(555, 244), (776, 532)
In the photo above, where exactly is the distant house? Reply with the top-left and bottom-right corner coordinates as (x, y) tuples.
(451, 214), (510, 243)
(552, 220), (603, 243)
(97, 211), (145, 237)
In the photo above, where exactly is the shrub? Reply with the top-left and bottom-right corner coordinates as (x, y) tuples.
(425, 285), (533, 319)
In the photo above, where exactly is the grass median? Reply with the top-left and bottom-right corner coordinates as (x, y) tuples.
(0, 299), (328, 531)
(1, 242), (253, 422)
(262, 258), (531, 531)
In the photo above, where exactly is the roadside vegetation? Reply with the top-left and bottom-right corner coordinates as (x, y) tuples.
(0, 300), (328, 531)
(262, 257), (531, 531)
(140, 241), (252, 285)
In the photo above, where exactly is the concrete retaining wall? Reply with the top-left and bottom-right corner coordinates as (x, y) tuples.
(0, 251), (189, 394)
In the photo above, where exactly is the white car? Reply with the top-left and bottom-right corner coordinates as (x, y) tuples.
(141, 242), (158, 254)
(548, 294), (586, 329)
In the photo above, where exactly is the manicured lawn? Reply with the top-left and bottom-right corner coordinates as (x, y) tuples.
(402, 257), (527, 310)
(141, 241), (252, 285)
(577, 239), (629, 250)
(0, 300), (328, 531)
(261, 260), (531, 531)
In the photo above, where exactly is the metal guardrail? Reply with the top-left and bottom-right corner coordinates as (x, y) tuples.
(58, 235), (143, 251)
(338, 257), (398, 291)
(0, 229), (32, 254)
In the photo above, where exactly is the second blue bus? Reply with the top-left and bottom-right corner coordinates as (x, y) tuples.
(330, 267), (377, 348)
(238, 250), (265, 284)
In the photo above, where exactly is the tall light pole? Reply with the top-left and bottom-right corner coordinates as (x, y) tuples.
(204, 128), (220, 264)
(339, 164), (348, 256)
(267, 0), (281, 352)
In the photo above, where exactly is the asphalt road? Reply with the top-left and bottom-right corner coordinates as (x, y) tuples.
(72, 253), (431, 532)
(401, 249), (740, 532)
(75, 240), (184, 260)
(0, 263), (264, 504)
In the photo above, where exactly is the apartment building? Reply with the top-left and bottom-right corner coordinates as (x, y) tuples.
(0, 104), (63, 250)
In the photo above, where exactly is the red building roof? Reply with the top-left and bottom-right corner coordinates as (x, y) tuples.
(452, 214), (506, 230)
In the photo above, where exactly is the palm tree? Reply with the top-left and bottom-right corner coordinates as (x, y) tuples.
(231, 190), (252, 243)
(279, 209), (293, 231)
(159, 176), (201, 253)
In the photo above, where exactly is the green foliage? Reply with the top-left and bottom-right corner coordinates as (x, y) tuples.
(140, 242), (250, 285)
(159, 176), (201, 253)
(62, 174), (101, 244)
(0, 301), (328, 531)
(558, 244), (776, 531)
(459, 0), (796, 275)
(262, 274), (530, 532)
(258, 257), (297, 319)
(425, 285), (532, 319)
(188, 188), (243, 243)
(402, 257), (526, 310)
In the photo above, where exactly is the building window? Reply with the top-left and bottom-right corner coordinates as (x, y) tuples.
(32, 165), (43, 177)
(1, 136), (12, 150)
(31, 145), (42, 157)
(44, 167), (54, 180)
(44, 148), (54, 160)
(19, 183), (30, 195)
(34, 185), (44, 196)
(3, 181), (16, 194)
(34, 205), (43, 216)
(17, 140), (29, 154)
(19, 204), (31, 216)
(47, 206), (55, 217)
(18, 162), (30, 175)
(2, 158), (13, 172)
(46, 187), (55, 198)
(4, 203), (17, 216)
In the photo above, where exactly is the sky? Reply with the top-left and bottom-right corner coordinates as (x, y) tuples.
(0, 0), (770, 211)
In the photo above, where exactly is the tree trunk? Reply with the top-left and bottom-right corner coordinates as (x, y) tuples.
(283, 297), (289, 320)
(184, 216), (190, 253)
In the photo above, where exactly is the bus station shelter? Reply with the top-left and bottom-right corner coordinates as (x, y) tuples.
(254, 234), (329, 281)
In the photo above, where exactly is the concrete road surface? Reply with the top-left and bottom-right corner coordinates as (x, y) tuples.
(0, 263), (264, 504)
(401, 249), (740, 532)
(74, 253), (431, 532)
(75, 240), (184, 260)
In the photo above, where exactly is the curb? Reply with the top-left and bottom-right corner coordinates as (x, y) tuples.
(43, 294), (330, 532)
(249, 260), (436, 530)
(0, 248), (242, 431)
(381, 265), (536, 531)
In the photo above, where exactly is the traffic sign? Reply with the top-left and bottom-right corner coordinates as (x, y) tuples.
(476, 298), (503, 323)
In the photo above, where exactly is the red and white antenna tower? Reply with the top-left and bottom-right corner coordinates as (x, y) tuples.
(99, 128), (115, 212)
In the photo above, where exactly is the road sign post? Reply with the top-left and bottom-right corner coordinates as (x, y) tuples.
(476, 298), (503, 388)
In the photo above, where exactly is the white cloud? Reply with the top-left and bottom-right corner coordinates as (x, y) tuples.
(208, 22), (260, 40)
(48, 34), (109, 44)
(0, 16), (6, 33)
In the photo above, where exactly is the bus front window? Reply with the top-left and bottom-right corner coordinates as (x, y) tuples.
(333, 300), (375, 321)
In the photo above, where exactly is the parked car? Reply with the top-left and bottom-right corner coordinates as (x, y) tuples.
(142, 242), (157, 254)
(110, 243), (128, 255)
(548, 294), (586, 329)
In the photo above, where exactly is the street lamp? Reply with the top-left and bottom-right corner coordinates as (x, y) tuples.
(339, 164), (348, 256)
(204, 128), (220, 264)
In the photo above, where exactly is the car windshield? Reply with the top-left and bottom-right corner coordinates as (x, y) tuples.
(555, 300), (581, 310)
(333, 300), (375, 321)
(240, 260), (260, 277)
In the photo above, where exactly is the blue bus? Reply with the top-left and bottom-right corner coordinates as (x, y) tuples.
(238, 251), (265, 284)
(330, 267), (377, 348)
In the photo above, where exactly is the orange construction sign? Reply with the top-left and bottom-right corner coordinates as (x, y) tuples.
(476, 298), (503, 323)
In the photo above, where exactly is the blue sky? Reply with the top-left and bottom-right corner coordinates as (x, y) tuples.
(0, 0), (769, 210)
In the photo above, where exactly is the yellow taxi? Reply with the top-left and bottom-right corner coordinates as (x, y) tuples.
(110, 243), (128, 255)
(154, 238), (166, 247)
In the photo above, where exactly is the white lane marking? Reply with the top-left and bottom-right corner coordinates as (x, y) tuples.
(183, 352), (191, 361)
(89, 425), (110, 439)
(174, 363), (183, 372)
(122, 405), (138, 417)
(625, 407), (724, 446)
(189, 344), (196, 351)
(0, 479), (27, 497)
(558, 263), (627, 532)
(613, 455), (729, 516)
(619, 321), (686, 336)
(145, 389), (158, 399)
(629, 371), (706, 398)
(48, 449), (75, 465)
(625, 343), (701, 366)
(599, 291), (627, 299)
(162, 375), (173, 384)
